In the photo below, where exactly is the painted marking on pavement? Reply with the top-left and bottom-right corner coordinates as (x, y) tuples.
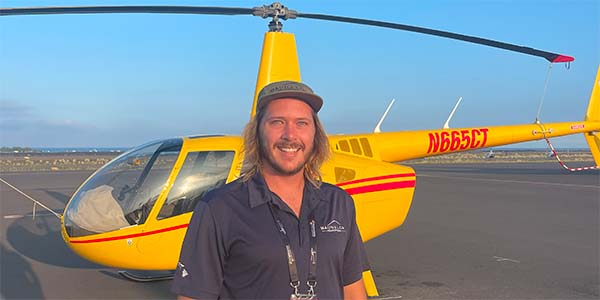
(493, 256), (521, 263)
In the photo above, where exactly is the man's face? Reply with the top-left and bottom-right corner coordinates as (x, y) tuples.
(259, 98), (316, 176)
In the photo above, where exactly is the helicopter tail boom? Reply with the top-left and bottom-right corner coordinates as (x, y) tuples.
(329, 65), (600, 163)
(355, 120), (600, 162)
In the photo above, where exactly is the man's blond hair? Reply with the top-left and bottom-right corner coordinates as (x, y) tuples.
(240, 108), (330, 187)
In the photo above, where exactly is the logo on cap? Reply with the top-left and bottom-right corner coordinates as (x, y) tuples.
(256, 80), (323, 112)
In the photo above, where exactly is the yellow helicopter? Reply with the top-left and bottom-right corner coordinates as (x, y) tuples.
(2, 3), (599, 296)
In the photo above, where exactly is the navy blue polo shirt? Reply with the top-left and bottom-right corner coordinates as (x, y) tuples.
(171, 173), (367, 299)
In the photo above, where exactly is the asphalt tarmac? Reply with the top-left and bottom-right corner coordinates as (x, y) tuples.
(1, 163), (598, 299)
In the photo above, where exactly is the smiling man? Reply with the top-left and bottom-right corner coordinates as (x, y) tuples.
(172, 81), (367, 300)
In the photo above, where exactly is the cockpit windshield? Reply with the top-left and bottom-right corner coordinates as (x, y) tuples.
(64, 139), (182, 237)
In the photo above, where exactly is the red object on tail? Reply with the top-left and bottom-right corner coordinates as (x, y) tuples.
(552, 55), (574, 63)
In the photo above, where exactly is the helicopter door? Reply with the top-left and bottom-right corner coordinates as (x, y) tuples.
(157, 150), (235, 219)
(136, 149), (235, 258)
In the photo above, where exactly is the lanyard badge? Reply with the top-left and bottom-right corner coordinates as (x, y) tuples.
(268, 202), (318, 300)
(290, 293), (317, 300)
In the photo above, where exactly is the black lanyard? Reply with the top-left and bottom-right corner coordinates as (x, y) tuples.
(267, 201), (318, 297)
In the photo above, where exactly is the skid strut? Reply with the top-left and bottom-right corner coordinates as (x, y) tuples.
(118, 270), (174, 282)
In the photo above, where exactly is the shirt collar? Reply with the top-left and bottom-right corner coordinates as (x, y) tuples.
(246, 172), (328, 209)
(247, 172), (271, 209)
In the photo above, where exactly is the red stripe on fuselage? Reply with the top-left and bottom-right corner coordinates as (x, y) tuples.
(336, 173), (415, 187)
(69, 223), (189, 244)
(344, 180), (416, 195)
(70, 174), (417, 244)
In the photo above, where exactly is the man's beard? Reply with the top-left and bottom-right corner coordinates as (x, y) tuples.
(259, 140), (312, 176)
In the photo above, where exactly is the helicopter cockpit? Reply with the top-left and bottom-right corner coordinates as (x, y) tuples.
(63, 137), (236, 238)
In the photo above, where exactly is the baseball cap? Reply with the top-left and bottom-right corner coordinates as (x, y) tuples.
(256, 80), (323, 112)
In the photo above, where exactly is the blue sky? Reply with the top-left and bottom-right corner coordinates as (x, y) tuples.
(1, 0), (598, 148)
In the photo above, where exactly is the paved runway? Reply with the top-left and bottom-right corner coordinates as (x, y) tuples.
(1, 163), (598, 299)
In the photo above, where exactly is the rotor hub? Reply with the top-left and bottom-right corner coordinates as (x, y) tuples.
(252, 2), (297, 32)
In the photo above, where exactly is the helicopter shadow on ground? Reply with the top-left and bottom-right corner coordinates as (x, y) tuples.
(96, 270), (175, 298)
(6, 214), (177, 297)
(0, 243), (45, 300)
(6, 215), (102, 269)
(42, 189), (72, 205)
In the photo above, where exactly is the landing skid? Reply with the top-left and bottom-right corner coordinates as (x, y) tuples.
(118, 270), (174, 282)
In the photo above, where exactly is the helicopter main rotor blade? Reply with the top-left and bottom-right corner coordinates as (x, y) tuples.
(0, 6), (254, 16)
(1, 4), (573, 63)
(297, 13), (573, 63)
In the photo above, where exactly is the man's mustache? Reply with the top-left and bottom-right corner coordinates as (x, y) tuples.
(274, 141), (305, 150)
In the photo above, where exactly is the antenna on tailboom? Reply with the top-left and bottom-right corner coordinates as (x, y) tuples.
(443, 96), (463, 129)
(374, 99), (395, 133)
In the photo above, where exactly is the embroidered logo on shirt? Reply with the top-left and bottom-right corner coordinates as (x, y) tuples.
(178, 262), (189, 278)
(320, 220), (346, 233)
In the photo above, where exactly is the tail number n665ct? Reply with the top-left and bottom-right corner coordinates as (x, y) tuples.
(427, 128), (489, 154)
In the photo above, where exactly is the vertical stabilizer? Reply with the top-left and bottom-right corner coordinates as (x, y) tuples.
(250, 32), (301, 118)
(584, 65), (600, 165)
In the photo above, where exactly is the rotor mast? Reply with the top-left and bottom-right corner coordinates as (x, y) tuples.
(248, 4), (304, 118)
